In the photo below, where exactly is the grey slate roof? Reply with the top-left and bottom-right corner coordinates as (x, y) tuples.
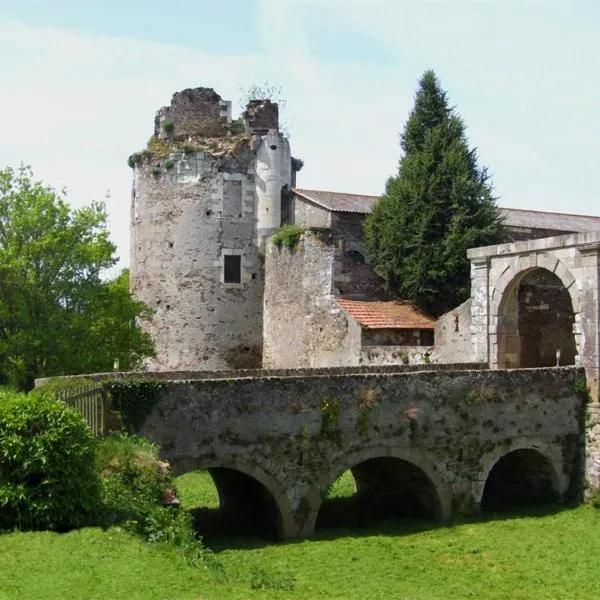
(293, 188), (600, 232)
(293, 188), (378, 214)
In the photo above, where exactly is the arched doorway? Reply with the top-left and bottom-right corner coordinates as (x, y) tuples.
(481, 449), (561, 512)
(174, 467), (284, 542)
(316, 457), (442, 530)
(497, 267), (576, 368)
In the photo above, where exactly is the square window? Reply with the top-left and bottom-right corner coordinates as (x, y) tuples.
(224, 254), (242, 284)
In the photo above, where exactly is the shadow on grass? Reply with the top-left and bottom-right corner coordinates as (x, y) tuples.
(192, 496), (577, 553)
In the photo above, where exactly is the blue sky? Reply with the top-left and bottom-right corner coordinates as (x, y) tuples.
(1, 0), (599, 270)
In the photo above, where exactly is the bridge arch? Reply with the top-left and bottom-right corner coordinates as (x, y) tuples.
(305, 446), (451, 535)
(490, 256), (579, 369)
(172, 457), (295, 539)
(474, 439), (567, 511)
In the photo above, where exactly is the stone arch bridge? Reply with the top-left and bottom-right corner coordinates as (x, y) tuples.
(100, 365), (588, 539)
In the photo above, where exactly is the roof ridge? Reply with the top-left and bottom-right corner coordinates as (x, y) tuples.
(293, 188), (379, 199)
(502, 207), (600, 220)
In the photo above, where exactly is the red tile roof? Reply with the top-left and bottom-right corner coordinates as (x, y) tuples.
(293, 188), (600, 231)
(335, 297), (435, 330)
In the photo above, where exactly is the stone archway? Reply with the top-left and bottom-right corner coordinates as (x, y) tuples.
(495, 266), (578, 369)
(172, 458), (294, 540)
(480, 448), (562, 511)
(473, 439), (567, 511)
(304, 447), (451, 535)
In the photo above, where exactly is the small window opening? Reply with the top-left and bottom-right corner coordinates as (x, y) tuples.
(454, 315), (459, 332)
(224, 255), (242, 284)
(420, 330), (434, 346)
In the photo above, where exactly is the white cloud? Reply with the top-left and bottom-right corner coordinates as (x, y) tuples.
(1, 2), (599, 276)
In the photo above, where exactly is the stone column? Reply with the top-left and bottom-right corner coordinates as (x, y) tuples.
(469, 255), (490, 366)
(577, 243), (600, 403)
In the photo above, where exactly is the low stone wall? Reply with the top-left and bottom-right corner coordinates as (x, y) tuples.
(359, 346), (434, 366)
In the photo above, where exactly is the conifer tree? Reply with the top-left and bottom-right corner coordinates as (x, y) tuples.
(364, 70), (505, 316)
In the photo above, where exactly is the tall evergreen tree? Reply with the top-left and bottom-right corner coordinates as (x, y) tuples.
(364, 71), (505, 316)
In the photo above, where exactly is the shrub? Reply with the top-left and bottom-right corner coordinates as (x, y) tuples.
(94, 433), (170, 526)
(182, 144), (195, 156)
(164, 159), (175, 170)
(272, 223), (305, 250)
(0, 388), (100, 531)
(94, 434), (213, 567)
(161, 120), (174, 133)
(127, 152), (144, 168)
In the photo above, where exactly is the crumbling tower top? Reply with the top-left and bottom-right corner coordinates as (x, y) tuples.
(154, 87), (232, 140)
(243, 100), (279, 134)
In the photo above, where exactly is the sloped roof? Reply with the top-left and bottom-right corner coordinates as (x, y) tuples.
(293, 188), (600, 232)
(500, 207), (600, 232)
(335, 297), (435, 330)
(294, 188), (377, 214)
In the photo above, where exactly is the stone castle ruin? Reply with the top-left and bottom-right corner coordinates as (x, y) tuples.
(130, 88), (291, 371)
(130, 87), (600, 401)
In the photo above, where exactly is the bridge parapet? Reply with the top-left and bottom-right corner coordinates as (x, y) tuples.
(136, 366), (586, 537)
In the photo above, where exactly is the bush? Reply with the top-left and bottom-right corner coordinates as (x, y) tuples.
(0, 388), (99, 531)
(94, 434), (214, 567)
(95, 433), (171, 526)
(272, 223), (305, 250)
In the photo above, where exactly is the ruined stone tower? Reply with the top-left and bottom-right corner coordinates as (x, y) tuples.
(129, 87), (291, 371)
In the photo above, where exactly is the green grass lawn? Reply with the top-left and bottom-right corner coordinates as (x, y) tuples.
(2, 471), (600, 599)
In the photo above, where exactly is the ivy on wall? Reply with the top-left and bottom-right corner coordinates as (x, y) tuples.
(101, 379), (166, 433)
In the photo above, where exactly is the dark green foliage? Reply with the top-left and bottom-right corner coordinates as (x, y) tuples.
(164, 159), (175, 170)
(94, 434), (170, 526)
(0, 167), (155, 390)
(229, 117), (246, 135)
(364, 71), (505, 316)
(272, 223), (305, 250)
(0, 388), (99, 531)
(101, 379), (166, 433)
(291, 156), (304, 172)
(182, 144), (195, 156)
(127, 152), (144, 168)
(95, 433), (212, 566)
(161, 120), (174, 133)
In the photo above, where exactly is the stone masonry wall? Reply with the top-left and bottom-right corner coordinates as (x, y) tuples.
(131, 151), (264, 370)
(432, 300), (475, 364)
(136, 366), (586, 537)
(154, 88), (231, 140)
(263, 232), (362, 368)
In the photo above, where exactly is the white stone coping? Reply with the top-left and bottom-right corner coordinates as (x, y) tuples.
(467, 231), (600, 260)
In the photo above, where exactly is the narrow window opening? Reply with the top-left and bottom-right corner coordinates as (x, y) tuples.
(224, 255), (242, 284)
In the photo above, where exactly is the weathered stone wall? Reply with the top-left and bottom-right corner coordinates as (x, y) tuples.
(263, 233), (362, 368)
(131, 153), (264, 370)
(518, 269), (576, 368)
(131, 88), (291, 372)
(293, 198), (331, 229)
(332, 247), (385, 297)
(154, 88), (231, 140)
(468, 232), (600, 400)
(135, 366), (585, 537)
(432, 300), (475, 364)
(359, 345), (433, 366)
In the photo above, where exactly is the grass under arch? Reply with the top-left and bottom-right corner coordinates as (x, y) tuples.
(2, 469), (600, 599)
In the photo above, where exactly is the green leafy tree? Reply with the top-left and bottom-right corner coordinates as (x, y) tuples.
(0, 165), (154, 389)
(364, 71), (505, 316)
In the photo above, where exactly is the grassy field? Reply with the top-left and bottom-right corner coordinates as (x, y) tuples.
(1, 471), (600, 599)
